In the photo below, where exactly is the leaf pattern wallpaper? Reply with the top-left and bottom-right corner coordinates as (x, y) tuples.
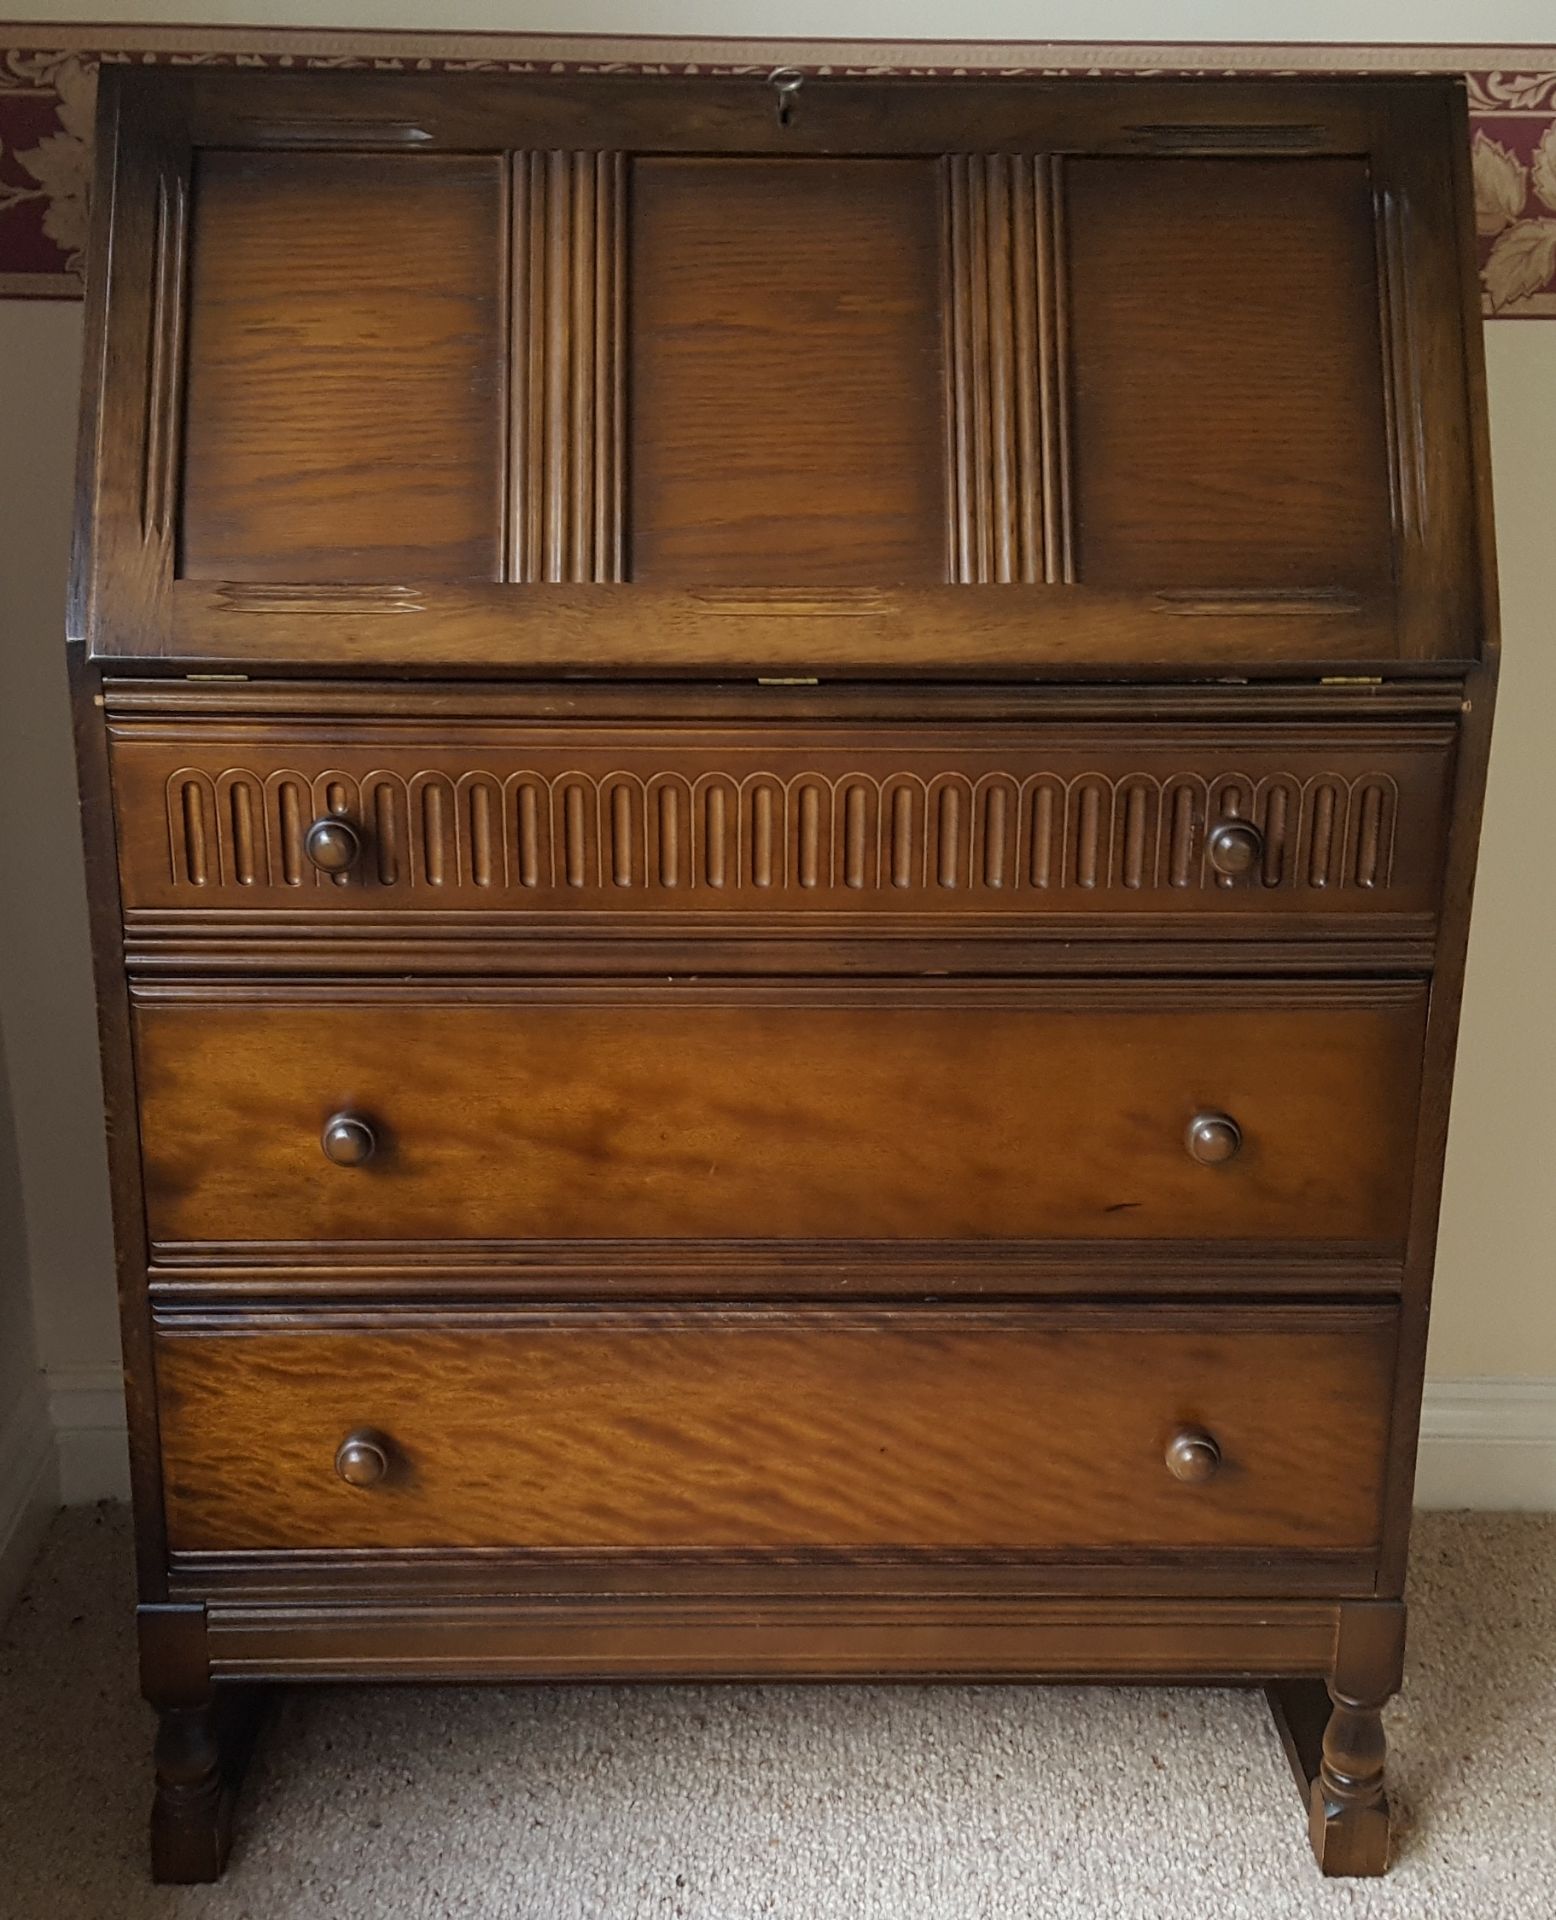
(2, 34), (1555, 314)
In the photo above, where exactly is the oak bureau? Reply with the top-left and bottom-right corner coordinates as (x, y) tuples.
(68, 66), (1497, 1880)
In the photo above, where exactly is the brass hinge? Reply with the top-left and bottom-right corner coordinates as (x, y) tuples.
(1318, 675), (1383, 686)
(757, 676), (819, 686)
(185, 672), (249, 681)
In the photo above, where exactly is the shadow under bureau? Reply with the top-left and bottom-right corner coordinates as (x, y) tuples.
(68, 66), (1497, 1881)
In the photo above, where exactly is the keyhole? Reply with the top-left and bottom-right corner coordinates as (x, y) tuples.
(769, 67), (803, 128)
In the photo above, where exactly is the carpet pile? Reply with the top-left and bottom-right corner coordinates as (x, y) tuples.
(0, 1506), (1552, 1917)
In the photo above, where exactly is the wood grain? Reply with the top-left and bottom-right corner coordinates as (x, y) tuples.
(131, 982), (1426, 1246)
(155, 1306), (1397, 1554)
(179, 151), (504, 583)
(628, 157), (946, 585)
(1065, 157), (1394, 595)
(148, 577), (1412, 674)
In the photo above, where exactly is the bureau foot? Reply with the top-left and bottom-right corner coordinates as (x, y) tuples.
(1264, 1601), (1403, 1877)
(1265, 1676), (1393, 1877)
(150, 1686), (269, 1884)
(1306, 1686), (1392, 1877)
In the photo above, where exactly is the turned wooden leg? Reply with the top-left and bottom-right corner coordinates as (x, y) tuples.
(1307, 1684), (1392, 1876)
(1264, 1599), (1404, 1879)
(141, 1603), (269, 1884)
(152, 1702), (231, 1884)
(149, 1685), (271, 1883)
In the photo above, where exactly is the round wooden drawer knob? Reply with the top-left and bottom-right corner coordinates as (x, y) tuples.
(304, 816), (362, 875)
(1165, 1428), (1222, 1485)
(1186, 1112), (1242, 1166)
(321, 1113), (376, 1167)
(1206, 821), (1263, 878)
(334, 1430), (390, 1488)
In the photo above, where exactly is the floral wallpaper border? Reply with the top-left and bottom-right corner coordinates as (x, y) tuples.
(2, 30), (1555, 314)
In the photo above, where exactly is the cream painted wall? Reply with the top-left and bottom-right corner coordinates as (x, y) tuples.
(0, 9), (1553, 1472)
(1429, 322), (1556, 1378)
(0, 299), (117, 1389)
(0, 1019), (44, 1425)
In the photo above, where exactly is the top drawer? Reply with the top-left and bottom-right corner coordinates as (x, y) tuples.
(108, 706), (1454, 942)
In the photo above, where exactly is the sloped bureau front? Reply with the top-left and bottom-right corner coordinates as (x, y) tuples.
(77, 73), (1484, 671)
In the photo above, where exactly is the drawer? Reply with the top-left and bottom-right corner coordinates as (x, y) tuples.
(132, 980), (1425, 1250)
(109, 710), (1453, 933)
(155, 1306), (1397, 1555)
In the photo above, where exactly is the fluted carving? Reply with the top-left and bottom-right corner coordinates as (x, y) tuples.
(944, 154), (1073, 584)
(164, 764), (1402, 900)
(509, 151), (625, 582)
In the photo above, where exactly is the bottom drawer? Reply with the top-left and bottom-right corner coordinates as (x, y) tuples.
(156, 1307), (1396, 1559)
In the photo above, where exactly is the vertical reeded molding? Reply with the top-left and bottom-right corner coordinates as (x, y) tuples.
(141, 162), (188, 550)
(508, 152), (626, 583)
(944, 154), (1073, 585)
(1373, 183), (1427, 556)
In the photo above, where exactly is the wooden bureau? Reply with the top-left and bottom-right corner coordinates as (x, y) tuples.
(69, 67), (1497, 1881)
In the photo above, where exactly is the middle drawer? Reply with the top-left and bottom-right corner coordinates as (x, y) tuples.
(133, 980), (1425, 1251)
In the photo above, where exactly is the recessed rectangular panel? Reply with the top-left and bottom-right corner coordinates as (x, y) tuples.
(179, 152), (504, 583)
(628, 157), (947, 585)
(1066, 157), (1393, 592)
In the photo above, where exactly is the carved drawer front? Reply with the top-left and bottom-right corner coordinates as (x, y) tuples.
(132, 981), (1425, 1252)
(109, 716), (1454, 931)
(154, 1305), (1397, 1555)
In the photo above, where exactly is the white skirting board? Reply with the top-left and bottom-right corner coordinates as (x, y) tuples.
(0, 1375), (59, 1623)
(1412, 1379), (1556, 1511)
(5, 1371), (1553, 1578)
(46, 1366), (133, 1507)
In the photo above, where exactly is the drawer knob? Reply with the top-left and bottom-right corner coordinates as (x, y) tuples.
(1206, 821), (1263, 878)
(304, 816), (362, 875)
(1186, 1111), (1242, 1166)
(321, 1113), (376, 1167)
(334, 1429), (390, 1488)
(1165, 1428), (1222, 1484)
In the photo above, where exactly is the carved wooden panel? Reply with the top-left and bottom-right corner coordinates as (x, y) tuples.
(79, 72), (1490, 671)
(131, 981), (1427, 1247)
(110, 723), (1453, 918)
(154, 1306), (1398, 1554)
(509, 151), (625, 583)
(944, 154), (1073, 583)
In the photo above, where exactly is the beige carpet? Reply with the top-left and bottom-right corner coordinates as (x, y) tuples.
(0, 1507), (1552, 1918)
